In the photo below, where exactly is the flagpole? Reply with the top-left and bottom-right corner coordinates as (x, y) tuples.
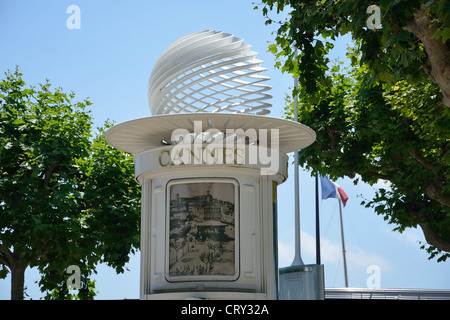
(315, 173), (321, 265)
(291, 48), (304, 266)
(338, 199), (348, 287)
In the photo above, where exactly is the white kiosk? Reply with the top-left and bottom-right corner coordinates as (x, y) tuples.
(105, 31), (316, 300)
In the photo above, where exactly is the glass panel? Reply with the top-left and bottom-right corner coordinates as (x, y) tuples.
(167, 180), (237, 281)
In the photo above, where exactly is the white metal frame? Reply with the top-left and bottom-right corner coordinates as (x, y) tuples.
(164, 177), (240, 283)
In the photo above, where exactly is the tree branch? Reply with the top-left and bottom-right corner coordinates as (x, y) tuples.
(409, 147), (450, 207)
(410, 147), (438, 174)
(366, 171), (392, 182)
(424, 182), (450, 207)
(0, 245), (13, 268)
(0, 253), (10, 269)
(43, 158), (59, 189)
(418, 221), (450, 253)
(406, 197), (450, 253)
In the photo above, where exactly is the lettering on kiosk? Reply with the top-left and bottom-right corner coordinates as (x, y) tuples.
(158, 147), (246, 167)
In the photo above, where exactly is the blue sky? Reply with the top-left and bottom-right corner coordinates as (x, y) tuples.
(0, 0), (448, 299)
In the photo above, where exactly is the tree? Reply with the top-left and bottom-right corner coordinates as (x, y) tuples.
(258, 0), (449, 260)
(0, 68), (141, 299)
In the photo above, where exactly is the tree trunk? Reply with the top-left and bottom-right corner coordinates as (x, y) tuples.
(11, 265), (26, 300)
(0, 245), (28, 300)
(404, 4), (450, 108)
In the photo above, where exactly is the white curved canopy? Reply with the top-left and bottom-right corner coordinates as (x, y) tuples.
(105, 113), (316, 154)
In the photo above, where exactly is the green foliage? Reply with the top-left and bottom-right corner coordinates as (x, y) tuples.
(260, 0), (449, 92)
(284, 55), (449, 261)
(258, 0), (449, 260)
(0, 68), (141, 299)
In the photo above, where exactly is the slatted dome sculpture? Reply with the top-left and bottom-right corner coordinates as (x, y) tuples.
(148, 30), (272, 115)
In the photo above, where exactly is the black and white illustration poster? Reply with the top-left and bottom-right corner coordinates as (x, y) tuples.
(167, 180), (238, 281)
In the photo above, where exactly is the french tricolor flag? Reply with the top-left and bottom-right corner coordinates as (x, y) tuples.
(320, 175), (349, 207)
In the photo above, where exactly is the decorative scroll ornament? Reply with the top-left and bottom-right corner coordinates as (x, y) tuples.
(148, 30), (272, 115)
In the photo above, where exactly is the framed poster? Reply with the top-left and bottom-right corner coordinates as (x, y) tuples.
(166, 178), (239, 282)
